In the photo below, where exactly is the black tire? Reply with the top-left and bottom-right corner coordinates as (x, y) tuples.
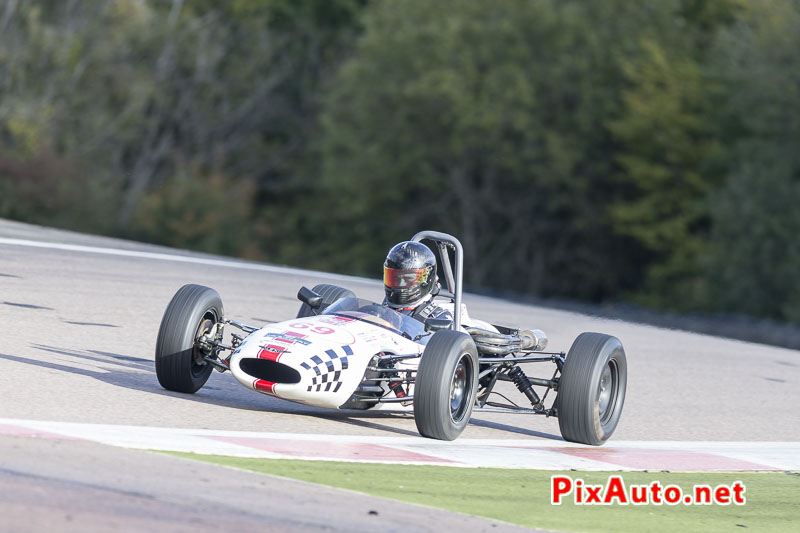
(556, 332), (627, 445)
(296, 283), (355, 318)
(414, 330), (479, 441)
(155, 284), (223, 393)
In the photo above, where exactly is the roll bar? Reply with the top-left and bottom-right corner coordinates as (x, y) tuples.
(411, 230), (463, 330)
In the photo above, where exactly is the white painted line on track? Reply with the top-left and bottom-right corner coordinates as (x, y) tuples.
(1, 418), (798, 472)
(0, 237), (374, 284)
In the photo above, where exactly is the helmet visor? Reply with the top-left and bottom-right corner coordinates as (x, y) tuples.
(383, 266), (430, 289)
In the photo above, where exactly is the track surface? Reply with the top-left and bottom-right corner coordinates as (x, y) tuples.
(4, 419), (798, 471)
(1, 218), (798, 441)
(1, 218), (799, 530)
(0, 435), (531, 533)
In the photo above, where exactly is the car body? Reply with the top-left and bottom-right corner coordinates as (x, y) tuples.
(155, 231), (628, 443)
(228, 298), (428, 410)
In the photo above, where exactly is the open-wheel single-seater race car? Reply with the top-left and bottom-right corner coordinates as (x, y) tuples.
(155, 231), (627, 443)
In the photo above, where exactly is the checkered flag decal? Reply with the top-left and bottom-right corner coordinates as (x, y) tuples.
(302, 345), (353, 393)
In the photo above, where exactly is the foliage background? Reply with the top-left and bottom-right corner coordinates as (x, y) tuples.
(1, 0), (798, 324)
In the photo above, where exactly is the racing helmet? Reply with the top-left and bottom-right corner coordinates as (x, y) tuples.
(383, 241), (437, 308)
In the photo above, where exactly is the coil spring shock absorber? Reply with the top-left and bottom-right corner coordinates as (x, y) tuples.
(508, 366), (543, 409)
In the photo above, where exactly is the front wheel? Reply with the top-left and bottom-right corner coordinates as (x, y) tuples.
(414, 330), (479, 440)
(155, 284), (223, 393)
(556, 332), (627, 445)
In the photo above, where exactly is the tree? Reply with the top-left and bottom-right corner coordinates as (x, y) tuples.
(607, 40), (724, 309)
(0, 0), (364, 258)
(315, 0), (697, 300)
(704, 0), (800, 321)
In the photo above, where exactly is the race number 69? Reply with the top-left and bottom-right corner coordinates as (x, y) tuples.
(290, 323), (335, 335)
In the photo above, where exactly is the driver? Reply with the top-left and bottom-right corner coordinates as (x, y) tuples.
(382, 241), (453, 323)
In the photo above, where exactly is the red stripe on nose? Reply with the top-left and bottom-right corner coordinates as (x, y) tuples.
(258, 345), (285, 361)
(253, 379), (275, 394)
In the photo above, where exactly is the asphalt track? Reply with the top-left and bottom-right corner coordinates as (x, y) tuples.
(1, 218), (799, 531)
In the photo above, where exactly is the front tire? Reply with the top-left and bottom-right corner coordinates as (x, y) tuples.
(155, 284), (223, 393)
(556, 332), (627, 445)
(414, 330), (479, 440)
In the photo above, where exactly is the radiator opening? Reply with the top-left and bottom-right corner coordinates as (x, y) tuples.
(239, 358), (301, 384)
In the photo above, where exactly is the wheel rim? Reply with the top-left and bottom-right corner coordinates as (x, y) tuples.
(449, 353), (473, 423)
(597, 359), (618, 423)
(191, 316), (214, 378)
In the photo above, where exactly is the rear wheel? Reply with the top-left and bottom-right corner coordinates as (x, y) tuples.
(296, 283), (355, 318)
(414, 330), (478, 440)
(556, 332), (627, 445)
(155, 284), (223, 393)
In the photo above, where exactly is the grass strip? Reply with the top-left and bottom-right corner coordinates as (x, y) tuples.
(167, 453), (799, 532)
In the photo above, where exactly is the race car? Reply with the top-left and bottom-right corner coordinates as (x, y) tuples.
(155, 230), (627, 444)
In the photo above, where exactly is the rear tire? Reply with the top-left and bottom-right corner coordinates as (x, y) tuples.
(556, 332), (627, 445)
(296, 283), (355, 318)
(414, 330), (478, 440)
(155, 284), (223, 393)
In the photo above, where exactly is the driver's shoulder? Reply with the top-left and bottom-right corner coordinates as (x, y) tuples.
(427, 304), (453, 320)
